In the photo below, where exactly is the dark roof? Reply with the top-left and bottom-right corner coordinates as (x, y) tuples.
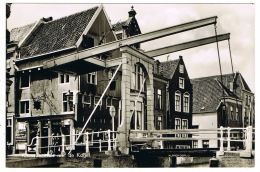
(240, 74), (251, 92)
(10, 22), (37, 43)
(20, 6), (98, 58)
(191, 72), (251, 113)
(159, 59), (180, 79)
(112, 20), (127, 32)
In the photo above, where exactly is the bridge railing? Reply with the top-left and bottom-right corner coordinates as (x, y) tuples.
(129, 126), (255, 153)
(26, 130), (118, 156)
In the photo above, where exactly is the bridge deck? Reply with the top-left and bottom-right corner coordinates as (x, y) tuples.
(132, 148), (219, 157)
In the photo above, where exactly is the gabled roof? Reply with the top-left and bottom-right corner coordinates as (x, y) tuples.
(19, 6), (99, 58)
(191, 72), (251, 113)
(159, 59), (180, 79)
(112, 20), (127, 32)
(10, 22), (37, 43)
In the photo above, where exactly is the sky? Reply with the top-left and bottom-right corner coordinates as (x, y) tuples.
(4, 1), (256, 93)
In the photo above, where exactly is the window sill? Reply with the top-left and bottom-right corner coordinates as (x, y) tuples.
(61, 112), (74, 115)
(19, 113), (30, 117)
(20, 87), (30, 90)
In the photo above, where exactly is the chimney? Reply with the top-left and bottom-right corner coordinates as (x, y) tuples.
(179, 55), (183, 60)
(128, 5), (136, 17)
(42, 17), (53, 22)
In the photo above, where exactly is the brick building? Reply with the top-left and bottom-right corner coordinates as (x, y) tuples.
(191, 72), (254, 148)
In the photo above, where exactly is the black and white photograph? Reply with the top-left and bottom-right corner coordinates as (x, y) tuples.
(3, 0), (257, 168)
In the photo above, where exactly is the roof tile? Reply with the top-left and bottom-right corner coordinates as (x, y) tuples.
(159, 59), (180, 79)
(20, 6), (98, 58)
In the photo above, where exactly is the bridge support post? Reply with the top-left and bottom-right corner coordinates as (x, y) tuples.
(240, 126), (252, 157)
(108, 130), (111, 151)
(209, 156), (219, 167)
(99, 139), (102, 152)
(227, 127), (231, 151)
(36, 136), (39, 156)
(217, 126), (224, 156)
(61, 134), (65, 156)
(25, 143), (27, 154)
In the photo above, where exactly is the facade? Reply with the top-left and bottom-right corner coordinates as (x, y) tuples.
(191, 72), (254, 148)
(8, 5), (157, 155)
(158, 56), (193, 148)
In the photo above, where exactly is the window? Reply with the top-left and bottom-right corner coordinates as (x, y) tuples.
(183, 93), (190, 113)
(106, 97), (112, 108)
(176, 145), (190, 149)
(202, 140), (209, 148)
(87, 72), (97, 85)
(131, 64), (145, 91)
(6, 119), (13, 144)
(175, 92), (181, 112)
(82, 93), (91, 108)
(230, 106), (234, 120)
(236, 107), (239, 121)
(116, 33), (123, 40)
(157, 116), (162, 130)
(246, 95), (248, 105)
(249, 96), (251, 106)
(20, 100), (29, 115)
(94, 96), (102, 107)
(108, 69), (114, 79)
(179, 77), (184, 89)
(63, 92), (73, 112)
(193, 140), (198, 148)
(244, 108), (248, 125)
(130, 101), (143, 130)
(156, 89), (162, 109)
(175, 118), (181, 137)
(179, 65), (184, 73)
(182, 119), (188, 137)
(20, 73), (30, 88)
(59, 73), (69, 84)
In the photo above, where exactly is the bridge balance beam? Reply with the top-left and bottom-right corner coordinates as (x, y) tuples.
(145, 33), (230, 57)
(43, 16), (217, 74)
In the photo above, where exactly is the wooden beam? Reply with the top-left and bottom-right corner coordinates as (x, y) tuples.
(43, 16), (217, 71)
(145, 33), (230, 57)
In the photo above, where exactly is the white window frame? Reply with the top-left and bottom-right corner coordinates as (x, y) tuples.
(202, 140), (209, 148)
(6, 118), (13, 145)
(175, 118), (181, 137)
(157, 116), (162, 130)
(87, 72), (97, 85)
(230, 106), (234, 120)
(130, 101), (143, 130)
(82, 93), (91, 108)
(179, 77), (184, 89)
(131, 64), (145, 91)
(108, 69), (114, 80)
(175, 91), (181, 112)
(59, 73), (70, 84)
(157, 89), (162, 109)
(182, 119), (188, 138)
(183, 93), (190, 113)
(179, 64), (184, 73)
(236, 107), (239, 121)
(20, 73), (30, 89)
(20, 99), (30, 116)
(62, 92), (74, 113)
(94, 95), (102, 107)
(193, 140), (198, 148)
(106, 97), (112, 108)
